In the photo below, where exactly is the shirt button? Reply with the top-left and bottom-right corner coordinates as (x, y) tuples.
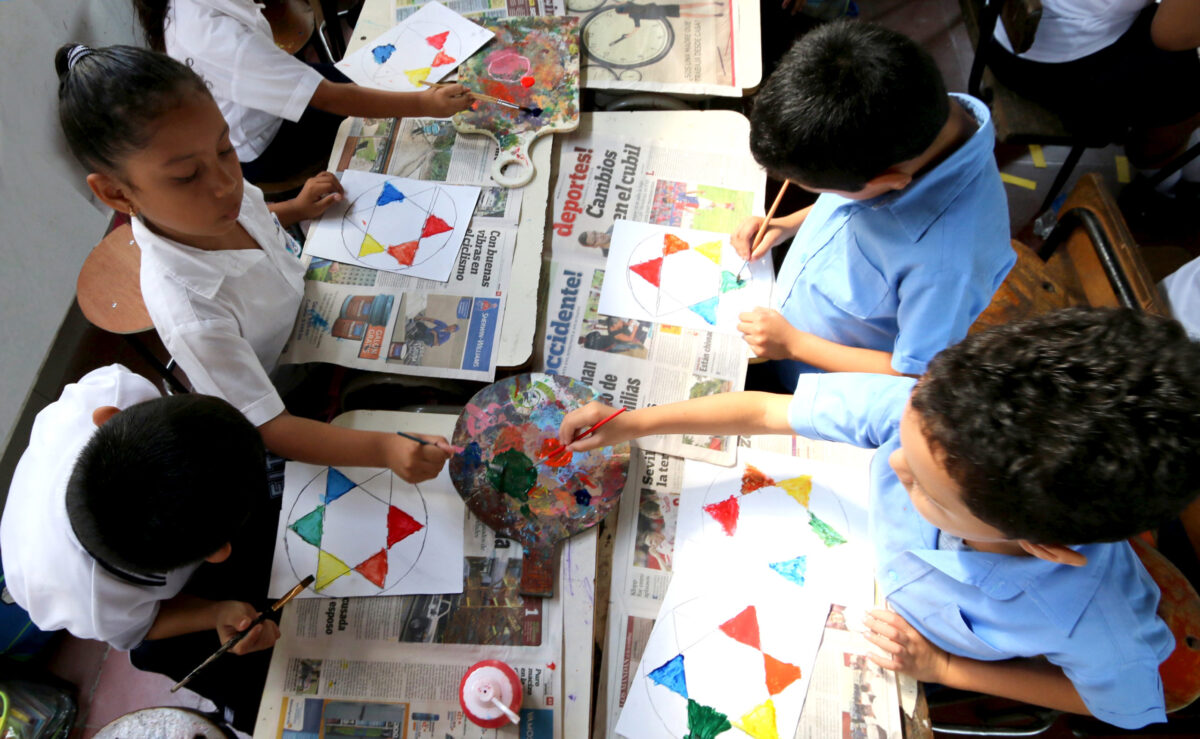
(888, 570), (898, 582)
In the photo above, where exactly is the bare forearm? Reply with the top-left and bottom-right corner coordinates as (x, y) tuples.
(1151, 0), (1200, 50)
(309, 80), (431, 118)
(267, 201), (303, 228)
(259, 412), (391, 468)
(941, 656), (1090, 715)
(145, 595), (220, 640)
(626, 392), (793, 439)
(792, 333), (900, 375)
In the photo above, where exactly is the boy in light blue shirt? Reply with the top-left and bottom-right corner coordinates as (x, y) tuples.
(559, 308), (1200, 729)
(733, 22), (1014, 386)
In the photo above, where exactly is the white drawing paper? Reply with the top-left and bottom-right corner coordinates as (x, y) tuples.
(615, 558), (830, 739)
(303, 171), (481, 281)
(598, 220), (773, 336)
(269, 461), (465, 598)
(336, 1), (494, 92)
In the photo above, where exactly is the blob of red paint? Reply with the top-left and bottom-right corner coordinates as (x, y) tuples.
(546, 662), (556, 670)
(520, 75), (535, 88)
(703, 495), (740, 537)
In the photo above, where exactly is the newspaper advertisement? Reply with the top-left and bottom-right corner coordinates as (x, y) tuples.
(396, 0), (547, 23)
(539, 132), (765, 466)
(255, 511), (566, 739)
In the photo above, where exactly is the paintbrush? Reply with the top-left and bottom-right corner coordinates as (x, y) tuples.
(738, 179), (791, 282)
(396, 430), (465, 455)
(170, 574), (314, 693)
(537, 407), (628, 462)
(420, 79), (543, 117)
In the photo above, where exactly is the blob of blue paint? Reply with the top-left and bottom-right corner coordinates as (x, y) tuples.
(688, 296), (719, 325)
(574, 489), (591, 506)
(649, 654), (688, 698)
(307, 307), (330, 330)
(376, 181), (406, 206)
(769, 555), (808, 587)
(460, 441), (483, 468)
(371, 44), (396, 64)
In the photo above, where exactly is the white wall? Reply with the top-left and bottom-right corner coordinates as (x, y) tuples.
(0, 1), (139, 453)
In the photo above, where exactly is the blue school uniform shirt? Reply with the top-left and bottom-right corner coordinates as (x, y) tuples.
(787, 373), (1173, 729)
(773, 94), (1014, 386)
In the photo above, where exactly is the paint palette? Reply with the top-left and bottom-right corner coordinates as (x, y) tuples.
(453, 16), (581, 188)
(449, 373), (630, 597)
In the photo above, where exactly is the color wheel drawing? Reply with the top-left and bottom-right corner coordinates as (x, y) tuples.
(700, 463), (849, 550)
(280, 465), (431, 597)
(342, 179), (459, 271)
(598, 221), (772, 336)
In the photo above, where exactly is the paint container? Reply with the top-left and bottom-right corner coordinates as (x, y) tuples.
(459, 660), (522, 728)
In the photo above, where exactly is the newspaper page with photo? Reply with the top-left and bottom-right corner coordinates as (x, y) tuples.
(539, 132), (766, 466)
(254, 510), (571, 739)
(395, 0), (547, 22)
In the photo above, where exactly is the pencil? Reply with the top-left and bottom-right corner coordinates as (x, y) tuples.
(170, 575), (314, 693)
(739, 179), (791, 280)
(538, 407), (627, 461)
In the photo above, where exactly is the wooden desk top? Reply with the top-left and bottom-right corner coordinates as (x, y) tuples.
(76, 224), (153, 336)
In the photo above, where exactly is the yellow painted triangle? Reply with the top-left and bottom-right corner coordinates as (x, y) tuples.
(405, 67), (432, 88)
(734, 699), (779, 739)
(777, 475), (813, 508)
(694, 240), (723, 264)
(359, 232), (384, 257)
(316, 550), (352, 590)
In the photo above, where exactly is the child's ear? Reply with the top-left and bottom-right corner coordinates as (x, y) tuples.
(205, 542), (233, 564)
(91, 406), (121, 427)
(86, 172), (136, 215)
(864, 170), (912, 192)
(1018, 540), (1088, 567)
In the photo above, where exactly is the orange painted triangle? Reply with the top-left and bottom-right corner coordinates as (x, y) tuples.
(718, 605), (761, 650)
(354, 548), (388, 588)
(425, 31), (449, 49)
(741, 464), (776, 494)
(763, 653), (803, 695)
(630, 256), (664, 287)
(431, 50), (456, 67)
(387, 505), (423, 548)
(421, 214), (453, 238)
(387, 240), (419, 266)
(662, 233), (690, 256)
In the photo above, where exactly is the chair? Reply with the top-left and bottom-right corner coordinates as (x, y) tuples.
(75, 223), (188, 394)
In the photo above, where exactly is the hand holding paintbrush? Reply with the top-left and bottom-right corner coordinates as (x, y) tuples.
(735, 179), (791, 281)
(420, 79), (543, 117)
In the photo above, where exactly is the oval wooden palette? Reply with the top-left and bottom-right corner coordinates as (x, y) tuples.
(452, 16), (581, 188)
(449, 373), (629, 597)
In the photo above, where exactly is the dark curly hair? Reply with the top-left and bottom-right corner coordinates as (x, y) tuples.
(750, 21), (949, 191)
(911, 307), (1200, 545)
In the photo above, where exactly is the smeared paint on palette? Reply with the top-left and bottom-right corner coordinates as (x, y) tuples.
(452, 16), (580, 187)
(449, 373), (630, 596)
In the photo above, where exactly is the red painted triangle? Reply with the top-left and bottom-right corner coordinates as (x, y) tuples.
(630, 257), (664, 288)
(387, 240), (419, 266)
(387, 506), (424, 548)
(421, 214), (453, 238)
(431, 50), (456, 67)
(425, 31), (449, 49)
(354, 548), (388, 588)
(719, 606), (761, 650)
(763, 652), (803, 695)
(662, 233), (690, 255)
(703, 495), (740, 537)
(741, 464), (776, 494)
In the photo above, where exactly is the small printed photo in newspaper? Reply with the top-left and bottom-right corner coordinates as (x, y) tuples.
(280, 697), (409, 737)
(390, 293), (501, 379)
(335, 117), (399, 173)
(579, 270), (652, 359)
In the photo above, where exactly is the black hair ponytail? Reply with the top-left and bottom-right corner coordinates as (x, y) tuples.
(55, 43), (208, 173)
(132, 0), (170, 53)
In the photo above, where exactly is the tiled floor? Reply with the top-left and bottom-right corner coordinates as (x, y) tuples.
(20, 1), (1200, 736)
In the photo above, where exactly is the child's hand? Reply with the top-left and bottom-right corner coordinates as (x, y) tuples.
(420, 84), (472, 117)
(738, 307), (803, 359)
(732, 215), (789, 261)
(387, 433), (450, 483)
(559, 401), (630, 452)
(862, 609), (951, 683)
(215, 601), (281, 655)
(291, 171), (345, 220)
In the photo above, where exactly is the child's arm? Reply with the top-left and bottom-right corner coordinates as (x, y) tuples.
(736, 311), (905, 375)
(558, 392), (794, 452)
(310, 81), (471, 120)
(732, 205), (813, 261)
(1151, 0), (1200, 50)
(145, 595), (280, 656)
(259, 411), (450, 483)
(863, 609), (1090, 715)
(268, 172), (344, 227)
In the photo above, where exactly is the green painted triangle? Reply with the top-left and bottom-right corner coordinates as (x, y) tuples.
(288, 505), (324, 547)
(719, 270), (747, 293)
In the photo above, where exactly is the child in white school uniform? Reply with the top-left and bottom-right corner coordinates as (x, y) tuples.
(56, 44), (452, 483)
(132, 0), (471, 183)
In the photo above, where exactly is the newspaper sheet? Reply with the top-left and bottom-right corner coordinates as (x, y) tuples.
(396, 0), (546, 23)
(254, 510), (567, 738)
(538, 132), (765, 466)
(596, 443), (900, 739)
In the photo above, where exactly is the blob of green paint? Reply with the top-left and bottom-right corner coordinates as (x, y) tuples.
(808, 510), (847, 547)
(685, 699), (731, 739)
(486, 449), (538, 502)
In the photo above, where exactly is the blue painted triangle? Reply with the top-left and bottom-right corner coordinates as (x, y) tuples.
(688, 296), (719, 325)
(324, 468), (356, 504)
(648, 654), (688, 699)
(769, 555), (807, 587)
(376, 181), (406, 206)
